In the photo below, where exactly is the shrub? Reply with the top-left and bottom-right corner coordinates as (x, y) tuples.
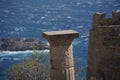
(7, 50), (50, 80)
(7, 50), (83, 80)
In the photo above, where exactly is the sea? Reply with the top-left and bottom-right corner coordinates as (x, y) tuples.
(0, 0), (120, 80)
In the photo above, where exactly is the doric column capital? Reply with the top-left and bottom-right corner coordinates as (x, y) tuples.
(43, 30), (79, 42)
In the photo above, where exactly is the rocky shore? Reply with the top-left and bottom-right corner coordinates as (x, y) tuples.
(0, 38), (49, 51)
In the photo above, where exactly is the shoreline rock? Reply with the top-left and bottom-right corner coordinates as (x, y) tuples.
(0, 38), (49, 51)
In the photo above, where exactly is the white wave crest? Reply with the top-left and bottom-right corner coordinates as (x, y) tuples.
(0, 50), (50, 57)
(116, 10), (120, 13)
(0, 57), (20, 61)
(72, 41), (81, 45)
(0, 57), (11, 61)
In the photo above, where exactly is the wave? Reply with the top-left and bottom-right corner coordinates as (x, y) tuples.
(0, 57), (20, 61)
(0, 50), (50, 57)
(116, 10), (120, 13)
(72, 41), (81, 45)
(0, 57), (11, 61)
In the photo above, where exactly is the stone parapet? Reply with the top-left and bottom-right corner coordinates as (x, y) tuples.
(93, 11), (120, 28)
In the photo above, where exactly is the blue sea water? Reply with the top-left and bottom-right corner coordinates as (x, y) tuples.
(0, 0), (120, 80)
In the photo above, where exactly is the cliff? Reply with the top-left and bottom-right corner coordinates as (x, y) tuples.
(0, 38), (49, 51)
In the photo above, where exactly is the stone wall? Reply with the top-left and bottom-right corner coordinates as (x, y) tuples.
(93, 11), (120, 28)
(87, 12), (120, 80)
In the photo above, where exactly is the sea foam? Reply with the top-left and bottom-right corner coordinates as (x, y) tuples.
(0, 50), (50, 57)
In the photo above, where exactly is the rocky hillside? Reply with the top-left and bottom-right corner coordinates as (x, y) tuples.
(0, 38), (49, 51)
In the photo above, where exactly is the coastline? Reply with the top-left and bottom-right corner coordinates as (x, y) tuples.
(0, 49), (50, 57)
(0, 38), (49, 51)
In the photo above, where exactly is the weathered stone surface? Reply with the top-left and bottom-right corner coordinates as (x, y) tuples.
(93, 11), (120, 28)
(43, 30), (79, 80)
(0, 38), (49, 51)
(43, 30), (79, 41)
(87, 12), (120, 80)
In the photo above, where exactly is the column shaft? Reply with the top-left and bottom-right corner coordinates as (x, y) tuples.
(42, 30), (79, 80)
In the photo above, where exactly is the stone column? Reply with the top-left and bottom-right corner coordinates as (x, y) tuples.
(42, 30), (79, 80)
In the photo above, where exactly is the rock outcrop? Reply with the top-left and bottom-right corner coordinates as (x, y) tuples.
(0, 38), (49, 51)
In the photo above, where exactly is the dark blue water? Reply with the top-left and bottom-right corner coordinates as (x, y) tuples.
(0, 0), (120, 80)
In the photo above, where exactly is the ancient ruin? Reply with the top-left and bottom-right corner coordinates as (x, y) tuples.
(87, 12), (120, 80)
(43, 30), (79, 80)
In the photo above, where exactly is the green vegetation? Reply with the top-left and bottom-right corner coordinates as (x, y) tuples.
(7, 50), (83, 80)
(7, 50), (50, 80)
